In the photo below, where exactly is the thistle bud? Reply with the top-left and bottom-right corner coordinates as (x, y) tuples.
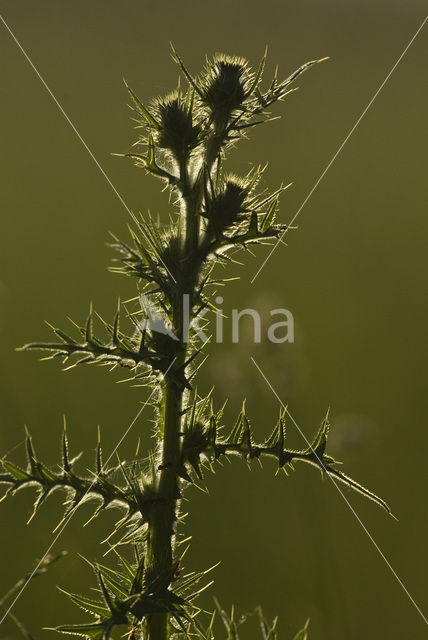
(203, 178), (248, 234)
(201, 55), (251, 125)
(154, 93), (201, 158)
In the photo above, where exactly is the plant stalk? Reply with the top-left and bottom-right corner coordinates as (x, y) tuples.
(146, 156), (201, 640)
(146, 373), (184, 640)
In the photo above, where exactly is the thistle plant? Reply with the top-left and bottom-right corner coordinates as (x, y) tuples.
(1, 48), (391, 640)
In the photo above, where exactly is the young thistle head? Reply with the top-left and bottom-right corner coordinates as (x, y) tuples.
(203, 176), (248, 234)
(200, 54), (252, 127)
(153, 91), (202, 161)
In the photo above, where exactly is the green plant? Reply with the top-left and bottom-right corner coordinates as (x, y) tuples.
(1, 48), (390, 639)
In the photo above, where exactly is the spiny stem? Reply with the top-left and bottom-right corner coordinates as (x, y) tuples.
(146, 376), (183, 640)
(146, 152), (202, 639)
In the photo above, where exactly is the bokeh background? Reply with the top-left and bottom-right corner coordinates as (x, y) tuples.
(1, 1), (427, 638)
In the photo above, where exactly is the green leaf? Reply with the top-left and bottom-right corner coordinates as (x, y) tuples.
(229, 411), (244, 444)
(124, 80), (161, 130)
(2, 460), (30, 481)
(325, 465), (393, 515)
(93, 564), (129, 599)
(59, 588), (110, 618)
(97, 572), (115, 614)
(61, 428), (71, 473)
(261, 197), (278, 232)
(25, 430), (38, 474)
(53, 328), (79, 345)
(54, 621), (107, 639)
(247, 47), (267, 97)
(95, 440), (103, 476)
(85, 307), (94, 342)
(308, 410), (329, 458)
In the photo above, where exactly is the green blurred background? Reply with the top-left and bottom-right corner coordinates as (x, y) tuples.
(1, 1), (427, 638)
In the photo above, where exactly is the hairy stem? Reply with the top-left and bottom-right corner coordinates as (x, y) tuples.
(146, 154), (202, 640)
(146, 374), (184, 640)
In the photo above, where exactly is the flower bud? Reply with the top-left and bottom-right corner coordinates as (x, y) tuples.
(154, 94), (201, 158)
(204, 178), (248, 233)
(201, 55), (251, 125)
